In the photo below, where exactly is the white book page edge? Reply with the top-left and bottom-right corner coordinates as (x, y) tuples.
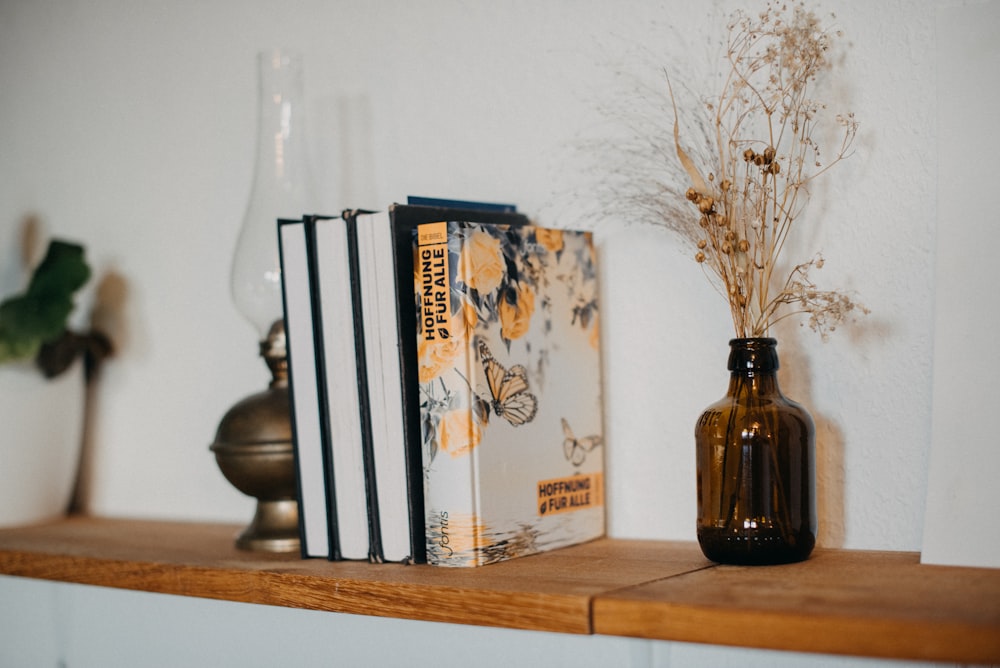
(280, 222), (329, 557)
(314, 219), (368, 560)
(357, 212), (411, 562)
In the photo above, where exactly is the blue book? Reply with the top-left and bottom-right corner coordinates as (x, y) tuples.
(406, 196), (517, 213)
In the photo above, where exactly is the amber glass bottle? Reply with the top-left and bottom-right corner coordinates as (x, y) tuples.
(695, 338), (816, 565)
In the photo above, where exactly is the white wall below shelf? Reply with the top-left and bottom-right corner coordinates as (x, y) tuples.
(0, 576), (955, 668)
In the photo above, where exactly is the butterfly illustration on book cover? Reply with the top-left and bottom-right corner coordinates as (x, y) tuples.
(561, 417), (602, 467)
(475, 340), (538, 428)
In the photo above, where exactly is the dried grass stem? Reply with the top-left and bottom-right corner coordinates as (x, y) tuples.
(666, 1), (866, 338)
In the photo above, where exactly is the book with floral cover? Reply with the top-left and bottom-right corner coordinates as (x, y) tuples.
(414, 220), (605, 566)
(349, 203), (528, 564)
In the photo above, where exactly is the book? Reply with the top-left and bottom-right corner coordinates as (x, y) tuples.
(405, 195), (517, 213)
(308, 214), (371, 561)
(277, 217), (332, 559)
(278, 215), (371, 561)
(414, 220), (605, 566)
(348, 203), (529, 563)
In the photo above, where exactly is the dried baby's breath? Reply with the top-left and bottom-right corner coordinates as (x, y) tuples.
(664, 1), (867, 338)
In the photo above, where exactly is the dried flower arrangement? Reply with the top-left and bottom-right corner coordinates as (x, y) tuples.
(664, 1), (867, 339)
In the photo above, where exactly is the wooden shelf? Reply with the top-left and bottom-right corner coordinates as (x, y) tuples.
(1, 517), (998, 664)
(0, 516), (707, 635)
(596, 549), (1000, 664)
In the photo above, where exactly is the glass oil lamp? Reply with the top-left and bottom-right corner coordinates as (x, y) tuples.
(210, 49), (315, 552)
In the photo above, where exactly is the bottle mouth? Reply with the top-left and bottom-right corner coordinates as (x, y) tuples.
(727, 338), (779, 372)
(728, 337), (778, 346)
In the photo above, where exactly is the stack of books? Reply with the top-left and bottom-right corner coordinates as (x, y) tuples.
(277, 199), (605, 567)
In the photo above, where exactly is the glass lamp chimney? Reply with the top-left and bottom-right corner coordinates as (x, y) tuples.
(230, 48), (315, 341)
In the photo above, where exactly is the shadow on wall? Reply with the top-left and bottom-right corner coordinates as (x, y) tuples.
(11, 213), (129, 516)
(774, 331), (846, 549)
(71, 268), (128, 514)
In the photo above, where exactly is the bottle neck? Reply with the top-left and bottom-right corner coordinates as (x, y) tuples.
(726, 337), (782, 396)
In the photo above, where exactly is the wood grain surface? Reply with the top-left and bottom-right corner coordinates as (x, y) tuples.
(2, 516), (997, 664)
(593, 547), (1000, 663)
(0, 516), (707, 634)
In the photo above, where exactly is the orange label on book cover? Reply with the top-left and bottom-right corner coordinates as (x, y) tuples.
(537, 473), (604, 516)
(417, 222), (452, 345)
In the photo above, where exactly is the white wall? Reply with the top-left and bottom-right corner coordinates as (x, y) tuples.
(922, 0), (1000, 569)
(0, 0), (994, 665)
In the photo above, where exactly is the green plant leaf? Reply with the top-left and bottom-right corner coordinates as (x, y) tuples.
(0, 239), (91, 363)
(0, 330), (42, 363)
(27, 241), (90, 299)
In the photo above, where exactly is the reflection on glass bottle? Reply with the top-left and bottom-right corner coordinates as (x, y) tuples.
(695, 338), (816, 565)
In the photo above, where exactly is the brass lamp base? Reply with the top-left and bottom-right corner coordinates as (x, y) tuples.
(236, 498), (299, 552)
(210, 322), (300, 553)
